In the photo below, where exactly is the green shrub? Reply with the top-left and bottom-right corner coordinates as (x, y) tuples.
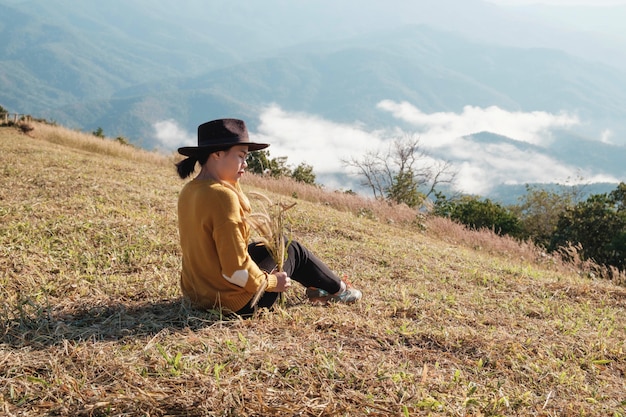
(434, 194), (522, 238)
(550, 183), (626, 271)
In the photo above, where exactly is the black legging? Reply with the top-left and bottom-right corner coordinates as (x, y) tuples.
(236, 239), (342, 315)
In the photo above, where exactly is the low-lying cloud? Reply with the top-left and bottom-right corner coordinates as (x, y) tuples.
(153, 101), (619, 196)
(255, 105), (388, 173)
(376, 100), (580, 147)
(153, 119), (195, 151)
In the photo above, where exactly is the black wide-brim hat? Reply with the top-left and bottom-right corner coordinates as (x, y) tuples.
(177, 118), (269, 157)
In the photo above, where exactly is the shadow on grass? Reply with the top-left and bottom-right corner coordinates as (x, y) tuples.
(0, 297), (232, 349)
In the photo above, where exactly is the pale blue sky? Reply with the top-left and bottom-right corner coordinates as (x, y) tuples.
(488, 0), (626, 4)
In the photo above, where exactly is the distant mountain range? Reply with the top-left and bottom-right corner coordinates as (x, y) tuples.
(1, 0), (625, 202)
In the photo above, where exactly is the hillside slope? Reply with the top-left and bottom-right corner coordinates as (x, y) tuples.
(0, 124), (624, 416)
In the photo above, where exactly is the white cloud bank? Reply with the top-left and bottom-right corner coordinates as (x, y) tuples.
(376, 100), (579, 147)
(153, 119), (195, 151)
(375, 100), (618, 195)
(255, 106), (387, 173)
(153, 102), (619, 196)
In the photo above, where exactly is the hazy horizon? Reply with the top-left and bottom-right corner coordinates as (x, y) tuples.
(155, 102), (621, 196)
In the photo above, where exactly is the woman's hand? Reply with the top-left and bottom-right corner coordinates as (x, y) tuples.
(273, 271), (292, 292)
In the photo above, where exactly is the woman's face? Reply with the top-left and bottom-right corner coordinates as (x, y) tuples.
(213, 145), (249, 184)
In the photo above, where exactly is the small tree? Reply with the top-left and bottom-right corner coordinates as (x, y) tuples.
(291, 162), (316, 185)
(115, 136), (131, 146)
(92, 127), (105, 138)
(343, 134), (455, 207)
(386, 169), (422, 207)
(512, 184), (583, 249)
(0, 105), (7, 126)
(246, 150), (291, 178)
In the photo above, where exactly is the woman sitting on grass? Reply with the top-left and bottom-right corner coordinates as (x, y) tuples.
(175, 118), (361, 316)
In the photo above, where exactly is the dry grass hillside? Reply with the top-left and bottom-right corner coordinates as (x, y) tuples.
(1, 122), (625, 416)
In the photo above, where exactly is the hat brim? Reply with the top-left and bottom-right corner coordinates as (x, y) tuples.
(178, 142), (269, 156)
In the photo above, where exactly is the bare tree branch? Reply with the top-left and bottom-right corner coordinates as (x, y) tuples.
(343, 132), (457, 207)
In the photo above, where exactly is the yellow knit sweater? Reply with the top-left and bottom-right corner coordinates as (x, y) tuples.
(177, 179), (277, 312)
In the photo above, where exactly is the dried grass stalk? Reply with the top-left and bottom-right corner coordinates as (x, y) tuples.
(245, 191), (297, 307)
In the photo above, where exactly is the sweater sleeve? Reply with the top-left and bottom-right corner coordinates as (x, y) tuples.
(212, 190), (278, 293)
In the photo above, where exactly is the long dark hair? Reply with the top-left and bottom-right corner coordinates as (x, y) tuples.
(175, 153), (210, 179)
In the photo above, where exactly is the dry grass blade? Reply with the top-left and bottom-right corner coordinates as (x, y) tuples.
(248, 277), (268, 309)
(246, 191), (297, 307)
